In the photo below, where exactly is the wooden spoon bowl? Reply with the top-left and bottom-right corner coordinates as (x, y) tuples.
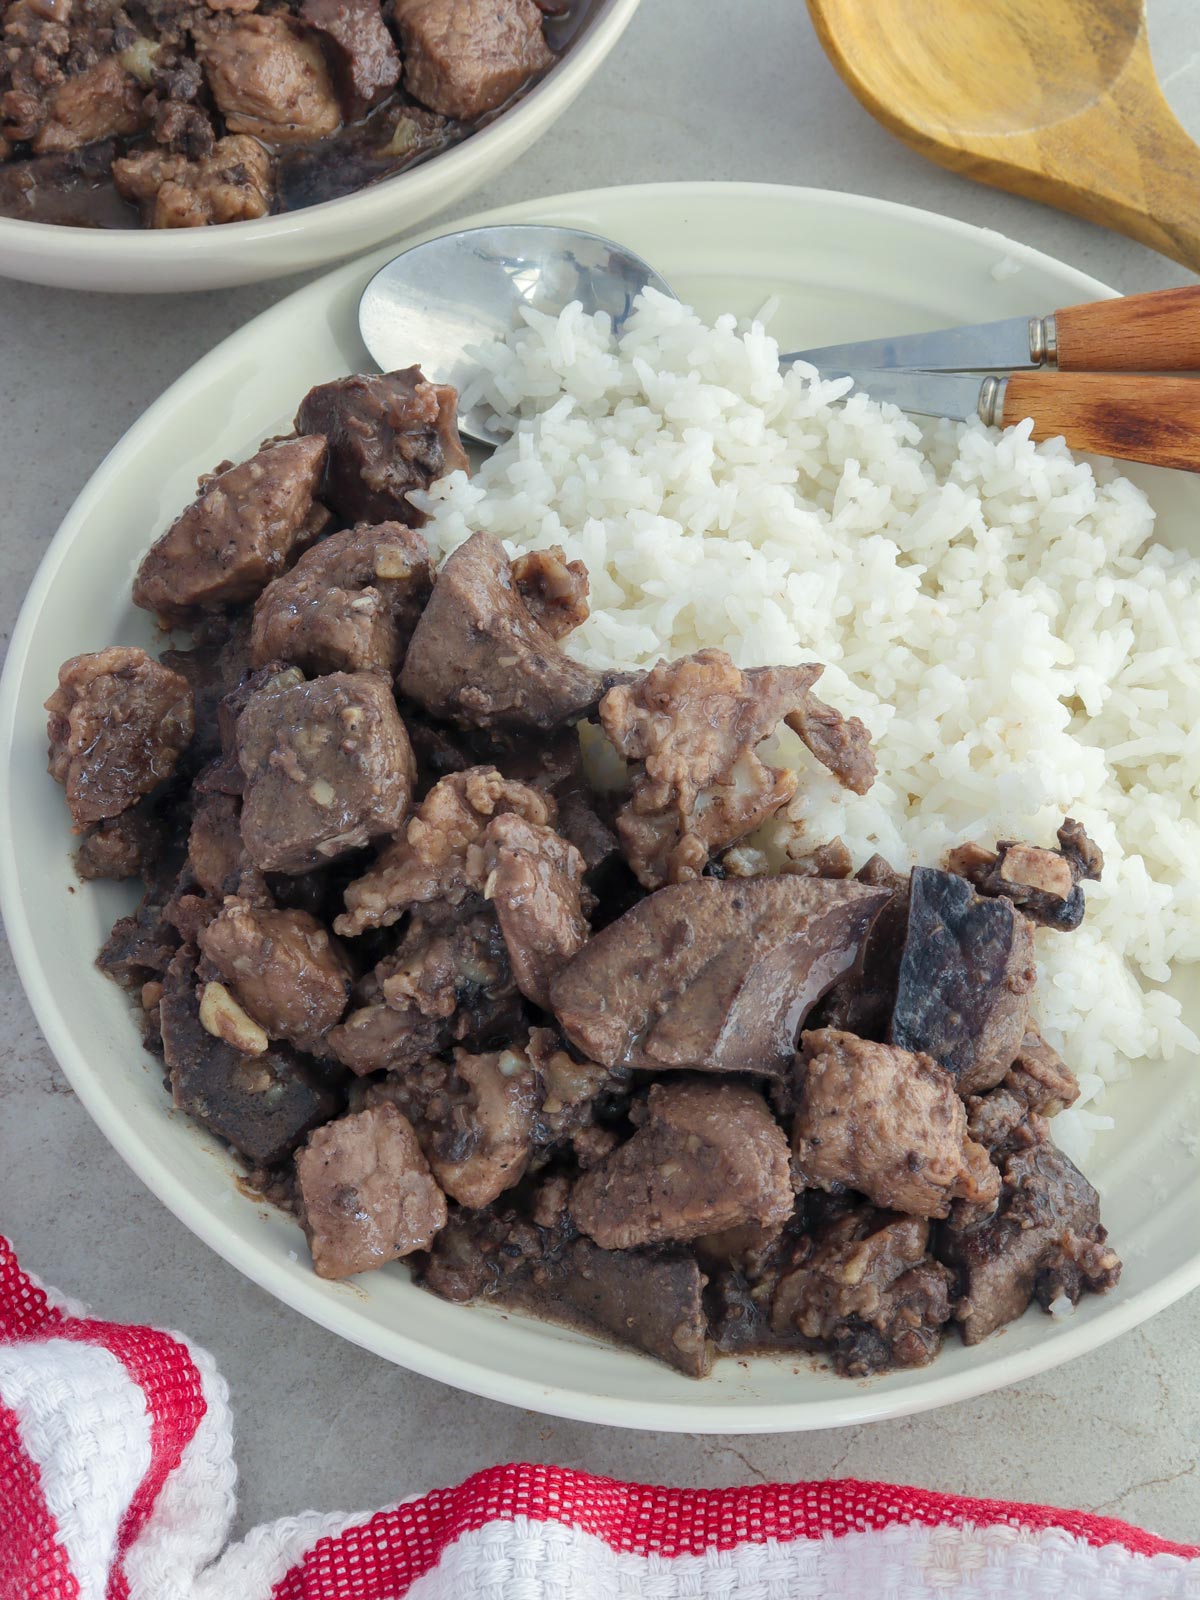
(806, 0), (1200, 272)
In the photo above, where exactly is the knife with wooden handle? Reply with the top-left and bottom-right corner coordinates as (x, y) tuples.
(793, 285), (1200, 375)
(821, 369), (1200, 472)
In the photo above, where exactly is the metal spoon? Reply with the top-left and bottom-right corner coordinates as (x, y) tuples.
(358, 223), (673, 447)
(358, 222), (1200, 474)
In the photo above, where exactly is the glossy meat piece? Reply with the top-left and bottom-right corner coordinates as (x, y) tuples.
(945, 818), (1103, 933)
(112, 134), (272, 227)
(32, 55), (144, 152)
(418, 1203), (711, 1377)
(794, 1029), (999, 1220)
(160, 946), (338, 1165)
(549, 875), (889, 1077)
(400, 533), (603, 734)
(783, 683), (877, 795)
(198, 897), (352, 1054)
(204, 661), (305, 797)
(300, 0), (399, 118)
(165, 886), (223, 949)
(295, 368), (467, 526)
(1058, 817), (1104, 880)
(963, 1084), (1026, 1154)
(97, 884), (181, 995)
(133, 436), (327, 625)
(600, 650), (872, 888)
(966, 1031), (1080, 1151)
(364, 1038), (610, 1171)
(816, 854), (908, 1040)
(250, 521), (433, 677)
(336, 766), (552, 935)
(393, 0), (553, 120)
(46, 647), (194, 828)
(75, 798), (165, 881)
(324, 995), (446, 1076)
(150, 94), (216, 164)
(890, 867), (1037, 1096)
(488, 728), (619, 870)
(550, 1238), (711, 1378)
(483, 812), (589, 1009)
(186, 791), (252, 898)
(571, 1078), (793, 1249)
(411, 1194), (540, 1308)
(399, 700), (475, 789)
(697, 1214), (797, 1279)
(780, 836), (853, 880)
(329, 904), (517, 1074)
(600, 651), (809, 888)
(511, 545), (589, 639)
(938, 1136), (1121, 1344)
(1007, 1031), (1080, 1115)
(376, 903), (511, 1016)
(704, 1208), (811, 1355)
(159, 613), (257, 777)
(770, 1209), (953, 1376)
(198, 14), (340, 142)
(296, 1103), (446, 1278)
(525, 1026), (628, 1159)
(488, 725), (582, 792)
(555, 776), (619, 874)
(368, 1044), (539, 1208)
(237, 670), (415, 873)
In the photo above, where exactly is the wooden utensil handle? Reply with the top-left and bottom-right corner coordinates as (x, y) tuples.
(1055, 287), (1200, 372)
(1002, 372), (1200, 471)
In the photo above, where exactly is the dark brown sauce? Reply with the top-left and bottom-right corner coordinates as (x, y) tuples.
(0, 139), (139, 227)
(0, 0), (592, 228)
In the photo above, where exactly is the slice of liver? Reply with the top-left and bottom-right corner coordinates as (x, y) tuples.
(549, 875), (889, 1077)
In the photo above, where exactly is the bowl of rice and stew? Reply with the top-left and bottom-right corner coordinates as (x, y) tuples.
(3, 182), (1198, 1431)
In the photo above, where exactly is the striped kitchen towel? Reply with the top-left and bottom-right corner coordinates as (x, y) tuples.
(1, 1234), (1195, 1600)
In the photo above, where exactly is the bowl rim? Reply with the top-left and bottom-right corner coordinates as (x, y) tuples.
(6, 179), (1200, 1432)
(0, 0), (641, 266)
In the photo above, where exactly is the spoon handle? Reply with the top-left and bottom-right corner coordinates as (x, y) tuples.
(1055, 287), (1200, 373)
(1001, 372), (1200, 472)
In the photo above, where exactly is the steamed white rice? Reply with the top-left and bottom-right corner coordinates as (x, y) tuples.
(412, 289), (1200, 1167)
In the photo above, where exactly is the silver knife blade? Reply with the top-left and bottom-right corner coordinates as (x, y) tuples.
(789, 314), (1040, 374)
(819, 368), (993, 423)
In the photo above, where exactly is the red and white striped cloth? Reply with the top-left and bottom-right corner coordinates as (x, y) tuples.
(1, 1235), (1195, 1600)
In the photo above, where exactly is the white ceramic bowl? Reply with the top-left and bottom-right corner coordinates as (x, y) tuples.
(0, 0), (639, 293)
(4, 183), (1199, 1432)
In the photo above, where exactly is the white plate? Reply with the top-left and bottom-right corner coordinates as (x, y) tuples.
(3, 182), (1199, 1433)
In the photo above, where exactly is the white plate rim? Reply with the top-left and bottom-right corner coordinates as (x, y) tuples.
(4, 179), (1197, 1433)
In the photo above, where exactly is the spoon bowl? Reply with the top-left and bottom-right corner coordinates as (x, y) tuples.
(807, 0), (1200, 272)
(359, 223), (673, 445)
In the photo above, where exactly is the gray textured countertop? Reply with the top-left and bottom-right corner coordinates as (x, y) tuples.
(2, 0), (1198, 1548)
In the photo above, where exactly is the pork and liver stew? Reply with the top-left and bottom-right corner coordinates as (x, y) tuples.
(47, 363), (1120, 1380)
(0, 0), (584, 228)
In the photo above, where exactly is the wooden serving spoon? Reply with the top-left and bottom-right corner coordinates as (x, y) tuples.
(806, 0), (1200, 273)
